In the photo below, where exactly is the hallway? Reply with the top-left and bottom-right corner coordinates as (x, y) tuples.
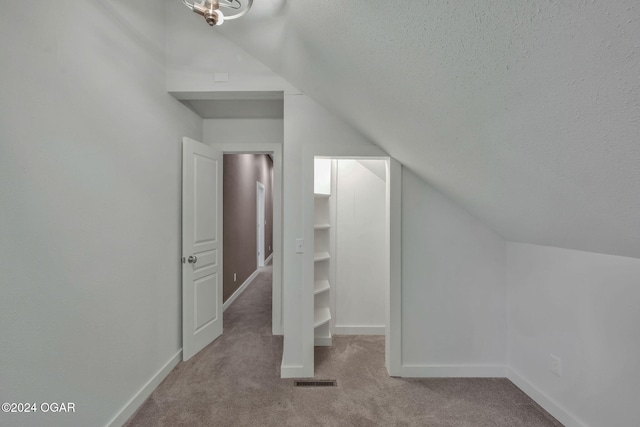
(124, 265), (282, 426)
(125, 266), (561, 426)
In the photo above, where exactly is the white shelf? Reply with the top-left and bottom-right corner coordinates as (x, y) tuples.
(314, 252), (330, 262)
(314, 331), (332, 347)
(313, 186), (332, 349)
(314, 307), (331, 328)
(314, 280), (331, 295)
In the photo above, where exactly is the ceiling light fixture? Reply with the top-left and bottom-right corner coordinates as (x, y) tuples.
(181, 0), (253, 26)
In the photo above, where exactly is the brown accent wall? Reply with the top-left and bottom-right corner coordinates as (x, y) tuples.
(223, 154), (273, 302)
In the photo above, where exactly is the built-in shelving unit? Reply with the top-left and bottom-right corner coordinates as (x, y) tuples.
(313, 193), (332, 347)
(313, 252), (330, 262)
(314, 307), (331, 328)
(314, 280), (331, 296)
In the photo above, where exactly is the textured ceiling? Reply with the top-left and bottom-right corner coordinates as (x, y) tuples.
(214, 0), (640, 258)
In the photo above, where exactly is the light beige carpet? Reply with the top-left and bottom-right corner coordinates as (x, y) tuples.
(124, 266), (562, 426)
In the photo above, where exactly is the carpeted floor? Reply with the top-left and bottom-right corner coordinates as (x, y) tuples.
(124, 265), (563, 427)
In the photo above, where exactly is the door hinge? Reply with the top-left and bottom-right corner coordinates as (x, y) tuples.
(182, 257), (186, 264)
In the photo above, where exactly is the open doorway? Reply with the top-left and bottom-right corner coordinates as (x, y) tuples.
(220, 143), (283, 337)
(180, 92), (284, 338)
(310, 155), (401, 376)
(182, 139), (284, 363)
(222, 154), (274, 310)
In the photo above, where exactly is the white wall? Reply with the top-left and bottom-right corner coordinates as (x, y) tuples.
(282, 94), (506, 377)
(218, 0), (640, 262)
(313, 158), (331, 195)
(282, 94), (379, 377)
(334, 160), (386, 333)
(401, 169), (507, 376)
(506, 243), (640, 427)
(165, 0), (295, 94)
(283, 97), (508, 378)
(203, 119), (283, 145)
(0, 2), (202, 426)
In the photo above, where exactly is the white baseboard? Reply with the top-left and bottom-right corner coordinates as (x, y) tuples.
(400, 364), (507, 378)
(223, 269), (260, 312)
(107, 350), (182, 427)
(264, 253), (273, 265)
(280, 363), (313, 379)
(507, 368), (587, 427)
(334, 326), (385, 335)
(272, 324), (283, 336)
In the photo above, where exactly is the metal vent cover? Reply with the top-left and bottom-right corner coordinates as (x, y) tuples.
(294, 379), (337, 387)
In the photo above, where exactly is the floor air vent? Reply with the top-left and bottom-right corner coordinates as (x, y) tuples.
(294, 380), (337, 387)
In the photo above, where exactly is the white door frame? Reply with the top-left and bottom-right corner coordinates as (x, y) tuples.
(301, 144), (402, 377)
(219, 143), (283, 336)
(256, 181), (266, 268)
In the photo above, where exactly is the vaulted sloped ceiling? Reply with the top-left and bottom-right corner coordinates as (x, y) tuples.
(217, 0), (640, 258)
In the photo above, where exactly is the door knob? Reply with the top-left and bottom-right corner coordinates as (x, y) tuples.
(188, 255), (198, 264)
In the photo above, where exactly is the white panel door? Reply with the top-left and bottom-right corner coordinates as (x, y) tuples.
(182, 137), (223, 361)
